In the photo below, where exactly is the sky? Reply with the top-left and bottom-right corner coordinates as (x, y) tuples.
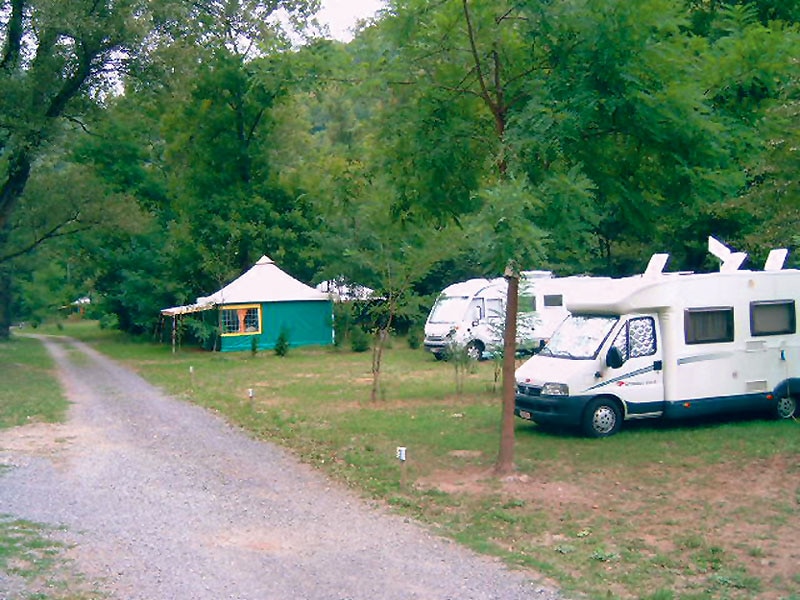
(317, 0), (386, 41)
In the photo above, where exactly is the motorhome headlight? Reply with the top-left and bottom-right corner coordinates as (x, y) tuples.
(541, 382), (569, 396)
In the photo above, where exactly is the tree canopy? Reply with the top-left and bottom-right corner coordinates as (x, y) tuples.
(2, 0), (798, 337)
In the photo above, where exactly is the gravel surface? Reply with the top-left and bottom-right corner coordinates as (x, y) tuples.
(0, 336), (566, 600)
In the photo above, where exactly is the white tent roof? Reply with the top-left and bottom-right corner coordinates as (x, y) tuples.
(316, 279), (375, 301)
(196, 255), (328, 305)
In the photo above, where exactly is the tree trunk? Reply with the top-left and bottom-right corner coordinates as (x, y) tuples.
(495, 267), (518, 475)
(370, 328), (388, 402)
(0, 224), (11, 340)
(0, 264), (11, 341)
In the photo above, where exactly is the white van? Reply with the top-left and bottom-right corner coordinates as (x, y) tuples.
(515, 246), (799, 437)
(423, 272), (571, 360)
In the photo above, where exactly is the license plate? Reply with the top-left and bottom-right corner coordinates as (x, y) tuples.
(519, 410), (532, 420)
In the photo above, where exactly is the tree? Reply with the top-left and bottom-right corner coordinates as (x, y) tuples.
(0, 0), (150, 337)
(0, 0), (319, 338)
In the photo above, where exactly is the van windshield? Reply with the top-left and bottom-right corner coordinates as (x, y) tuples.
(540, 314), (618, 359)
(428, 296), (470, 323)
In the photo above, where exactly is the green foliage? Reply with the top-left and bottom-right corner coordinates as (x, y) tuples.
(274, 328), (290, 357)
(350, 326), (370, 353)
(406, 328), (421, 350)
(7, 0), (800, 347)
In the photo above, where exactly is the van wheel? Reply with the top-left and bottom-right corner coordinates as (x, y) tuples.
(774, 395), (797, 419)
(582, 398), (622, 438)
(465, 341), (483, 361)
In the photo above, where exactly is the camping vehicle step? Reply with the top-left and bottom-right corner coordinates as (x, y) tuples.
(515, 239), (800, 437)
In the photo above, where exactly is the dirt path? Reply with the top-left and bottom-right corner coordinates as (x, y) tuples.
(0, 336), (563, 600)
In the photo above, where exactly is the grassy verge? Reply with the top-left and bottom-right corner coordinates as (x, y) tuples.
(0, 335), (69, 428)
(15, 322), (800, 599)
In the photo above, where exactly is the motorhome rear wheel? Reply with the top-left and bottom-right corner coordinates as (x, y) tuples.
(774, 395), (797, 420)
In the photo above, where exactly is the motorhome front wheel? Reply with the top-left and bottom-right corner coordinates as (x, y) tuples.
(465, 341), (483, 361)
(582, 398), (622, 438)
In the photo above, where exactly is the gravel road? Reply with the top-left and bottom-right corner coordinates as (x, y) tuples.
(0, 336), (566, 600)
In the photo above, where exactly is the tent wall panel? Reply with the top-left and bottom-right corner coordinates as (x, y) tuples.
(219, 300), (333, 352)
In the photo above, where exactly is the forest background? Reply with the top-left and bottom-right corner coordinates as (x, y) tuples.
(1, 0), (798, 340)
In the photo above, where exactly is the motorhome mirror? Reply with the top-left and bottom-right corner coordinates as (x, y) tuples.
(606, 346), (624, 369)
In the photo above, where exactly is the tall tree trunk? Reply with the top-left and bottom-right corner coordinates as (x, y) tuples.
(0, 225), (12, 340)
(495, 266), (518, 475)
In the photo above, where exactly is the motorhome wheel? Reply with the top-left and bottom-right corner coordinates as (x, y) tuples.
(582, 398), (622, 438)
(774, 395), (797, 420)
(466, 341), (483, 361)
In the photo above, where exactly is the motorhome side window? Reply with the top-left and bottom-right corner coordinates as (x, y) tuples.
(519, 294), (535, 312)
(486, 298), (504, 320)
(543, 294), (563, 307)
(684, 307), (734, 344)
(612, 317), (657, 360)
(469, 299), (484, 321)
(750, 300), (796, 336)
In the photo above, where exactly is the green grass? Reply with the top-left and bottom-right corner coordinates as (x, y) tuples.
(0, 335), (69, 428)
(6, 321), (800, 600)
(0, 515), (103, 600)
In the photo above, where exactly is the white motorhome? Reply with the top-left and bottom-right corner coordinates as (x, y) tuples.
(515, 244), (799, 437)
(423, 272), (571, 360)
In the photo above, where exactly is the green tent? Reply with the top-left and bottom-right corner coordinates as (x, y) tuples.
(163, 256), (333, 352)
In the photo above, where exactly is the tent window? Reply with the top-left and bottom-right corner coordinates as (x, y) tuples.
(221, 305), (261, 336)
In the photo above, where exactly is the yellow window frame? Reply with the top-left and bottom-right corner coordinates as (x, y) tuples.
(220, 304), (262, 336)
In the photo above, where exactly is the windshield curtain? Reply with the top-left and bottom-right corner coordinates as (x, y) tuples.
(541, 314), (618, 359)
(428, 296), (470, 323)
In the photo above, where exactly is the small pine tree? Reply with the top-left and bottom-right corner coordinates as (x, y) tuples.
(250, 335), (259, 356)
(274, 328), (290, 357)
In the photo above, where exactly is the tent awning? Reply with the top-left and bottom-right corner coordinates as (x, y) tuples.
(160, 302), (215, 316)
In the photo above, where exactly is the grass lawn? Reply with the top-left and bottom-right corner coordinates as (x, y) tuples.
(7, 321), (800, 600)
(0, 334), (68, 428)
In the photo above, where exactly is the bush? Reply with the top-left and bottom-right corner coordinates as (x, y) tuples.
(333, 302), (355, 348)
(407, 328), (421, 350)
(350, 326), (370, 353)
(99, 313), (119, 330)
(274, 328), (290, 357)
(251, 335), (259, 356)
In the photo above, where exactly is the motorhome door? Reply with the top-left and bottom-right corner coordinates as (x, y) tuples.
(604, 315), (665, 418)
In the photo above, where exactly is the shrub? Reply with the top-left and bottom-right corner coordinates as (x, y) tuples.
(350, 326), (370, 352)
(274, 328), (290, 357)
(407, 328), (421, 350)
(251, 335), (259, 356)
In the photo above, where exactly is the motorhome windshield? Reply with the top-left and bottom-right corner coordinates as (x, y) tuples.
(540, 315), (618, 359)
(428, 296), (471, 323)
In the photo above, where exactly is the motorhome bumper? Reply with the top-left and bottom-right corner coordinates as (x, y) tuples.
(514, 393), (588, 427)
(424, 340), (448, 355)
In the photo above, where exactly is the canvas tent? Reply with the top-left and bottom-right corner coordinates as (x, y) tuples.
(161, 256), (333, 352)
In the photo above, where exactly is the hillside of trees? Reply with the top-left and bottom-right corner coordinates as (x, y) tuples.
(1, 0), (798, 338)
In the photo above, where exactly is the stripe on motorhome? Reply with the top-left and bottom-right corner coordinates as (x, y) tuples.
(586, 364), (657, 391)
